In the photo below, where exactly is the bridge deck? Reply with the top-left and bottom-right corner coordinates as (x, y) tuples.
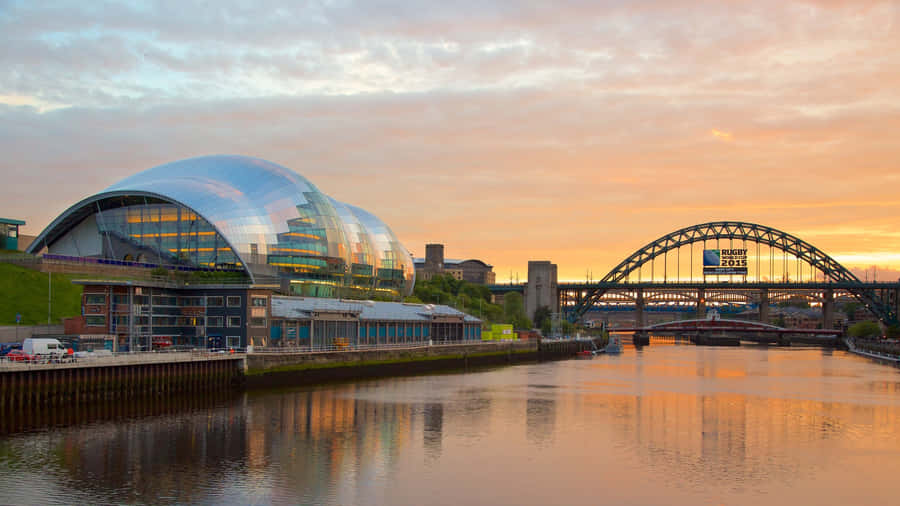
(490, 281), (900, 292)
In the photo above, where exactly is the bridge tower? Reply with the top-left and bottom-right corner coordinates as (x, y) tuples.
(525, 261), (558, 321)
(823, 288), (835, 330)
(635, 287), (646, 327)
(759, 288), (770, 324)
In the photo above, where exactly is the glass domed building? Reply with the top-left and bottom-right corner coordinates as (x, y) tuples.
(28, 155), (415, 297)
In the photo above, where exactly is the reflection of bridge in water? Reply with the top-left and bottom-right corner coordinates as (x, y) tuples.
(489, 221), (900, 329)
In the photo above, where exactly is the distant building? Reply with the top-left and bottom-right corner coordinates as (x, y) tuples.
(413, 243), (496, 285)
(0, 218), (25, 250)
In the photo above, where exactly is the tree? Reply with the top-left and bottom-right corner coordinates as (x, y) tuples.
(848, 320), (881, 339)
(885, 324), (900, 340)
(541, 317), (552, 336)
(413, 274), (504, 324)
(842, 301), (861, 319)
(533, 306), (552, 330)
(502, 292), (532, 330)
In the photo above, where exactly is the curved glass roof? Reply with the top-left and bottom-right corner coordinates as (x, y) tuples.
(29, 155), (414, 296)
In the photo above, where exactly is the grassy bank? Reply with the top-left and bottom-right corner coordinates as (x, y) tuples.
(0, 263), (83, 325)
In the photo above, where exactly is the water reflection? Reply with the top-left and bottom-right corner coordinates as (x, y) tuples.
(0, 347), (899, 505)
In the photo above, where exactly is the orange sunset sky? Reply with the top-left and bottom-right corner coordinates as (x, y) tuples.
(1, 0), (898, 281)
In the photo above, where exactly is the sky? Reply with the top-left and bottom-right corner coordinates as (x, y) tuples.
(2, 0), (899, 282)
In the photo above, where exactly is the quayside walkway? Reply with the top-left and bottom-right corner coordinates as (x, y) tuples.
(0, 351), (245, 409)
(0, 339), (597, 408)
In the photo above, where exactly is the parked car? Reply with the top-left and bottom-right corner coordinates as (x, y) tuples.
(0, 343), (22, 357)
(5, 349), (37, 362)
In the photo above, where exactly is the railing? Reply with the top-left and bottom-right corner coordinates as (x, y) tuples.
(248, 339), (516, 354)
(0, 340), (531, 369)
(41, 253), (245, 273)
(0, 348), (244, 370)
(0, 252), (41, 264)
(846, 338), (900, 362)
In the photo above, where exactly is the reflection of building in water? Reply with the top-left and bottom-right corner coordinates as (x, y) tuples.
(243, 385), (415, 504)
(423, 403), (444, 462)
(526, 398), (557, 446)
(41, 397), (249, 504)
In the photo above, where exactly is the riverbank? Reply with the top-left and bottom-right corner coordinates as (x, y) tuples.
(244, 339), (597, 388)
(0, 339), (601, 409)
(845, 338), (900, 364)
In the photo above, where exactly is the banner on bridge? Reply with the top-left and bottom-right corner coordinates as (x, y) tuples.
(703, 249), (748, 276)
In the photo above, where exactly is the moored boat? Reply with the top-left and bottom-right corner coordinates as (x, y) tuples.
(605, 335), (624, 354)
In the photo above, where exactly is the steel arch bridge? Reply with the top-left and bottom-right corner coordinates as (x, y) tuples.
(566, 221), (898, 324)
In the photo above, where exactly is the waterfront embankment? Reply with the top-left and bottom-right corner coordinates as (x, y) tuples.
(846, 338), (900, 364)
(0, 339), (601, 409)
(0, 352), (245, 409)
(245, 339), (599, 388)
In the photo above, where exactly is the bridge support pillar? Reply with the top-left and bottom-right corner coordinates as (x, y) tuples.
(696, 288), (706, 319)
(525, 261), (558, 324)
(635, 288), (646, 328)
(759, 288), (770, 324)
(633, 332), (650, 346)
(823, 288), (835, 330)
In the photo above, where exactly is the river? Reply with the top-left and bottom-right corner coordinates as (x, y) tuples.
(1, 344), (899, 505)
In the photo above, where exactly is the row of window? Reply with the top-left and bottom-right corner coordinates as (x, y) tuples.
(87, 294), (269, 308)
(87, 315), (266, 328)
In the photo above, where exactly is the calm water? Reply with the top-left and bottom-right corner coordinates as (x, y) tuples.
(2, 344), (900, 505)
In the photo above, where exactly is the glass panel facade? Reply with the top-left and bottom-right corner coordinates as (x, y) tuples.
(346, 204), (415, 296)
(33, 155), (415, 297)
(95, 202), (241, 269)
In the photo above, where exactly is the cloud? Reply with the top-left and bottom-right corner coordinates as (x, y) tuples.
(0, 0), (898, 279)
(710, 129), (733, 141)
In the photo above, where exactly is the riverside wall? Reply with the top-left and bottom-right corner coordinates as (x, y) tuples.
(0, 354), (245, 410)
(244, 339), (600, 388)
(0, 339), (601, 413)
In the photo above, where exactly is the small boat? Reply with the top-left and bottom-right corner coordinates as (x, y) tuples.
(576, 350), (594, 359)
(605, 335), (624, 354)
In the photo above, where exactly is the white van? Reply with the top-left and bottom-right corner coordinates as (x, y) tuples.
(22, 338), (70, 362)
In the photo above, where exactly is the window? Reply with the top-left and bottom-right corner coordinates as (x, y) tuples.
(152, 295), (177, 306)
(85, 315), (106, 327)
(207, 316), (224, 327)
(113, 295), (129, 305)
(176, 316), (204, 327)
(226, 336), (241, 348)
(228, 316), (241, 328)
(250, 317), (267, 328)
(179, 297), (203, 307)
(114, 315), (130, 326)
(152, 316), (177, 326)
(85, 294), (106, 305)
(207, 296), (223, 307)
(227, 296), (242, 307)
(251, 296), (268, 307)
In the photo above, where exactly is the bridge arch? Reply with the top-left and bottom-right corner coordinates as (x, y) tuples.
(574, 221), (896, 324)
